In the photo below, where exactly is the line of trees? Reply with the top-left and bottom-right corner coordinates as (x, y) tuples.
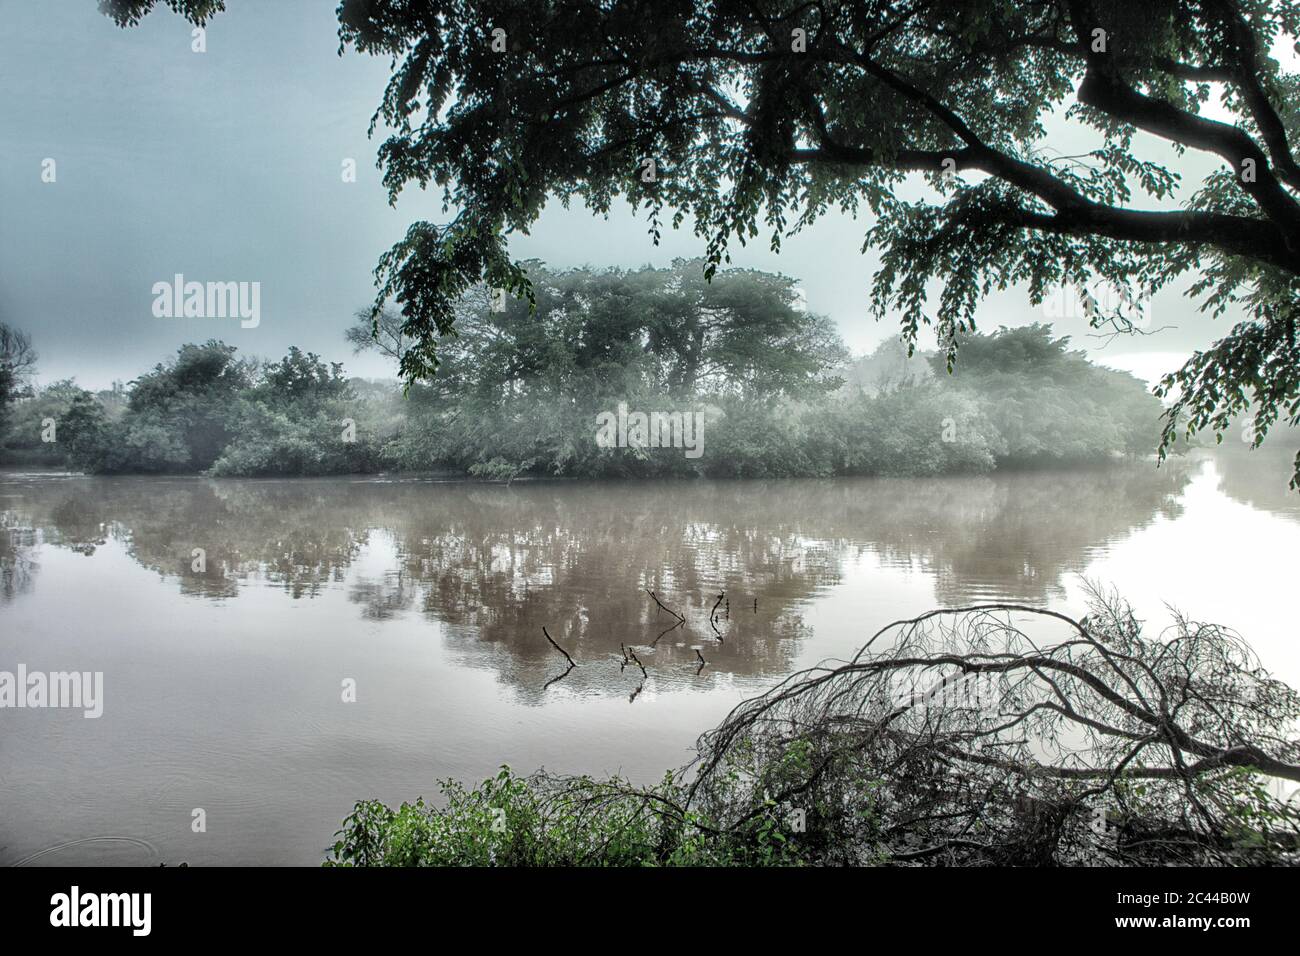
(0, 262), (1163, 479)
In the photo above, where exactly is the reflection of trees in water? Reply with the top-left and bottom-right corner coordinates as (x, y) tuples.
(125, 479), (364, 599)
(196, 481), (370, 599)
(840, 464), (1194, 605)
(389, 486), (834, 684)
(1205, 443), (1300, 520)
(348, 569), (416, 621)
(0, 509), (39, 602)
(5, 465), (1192, 687)
(48, 496), (109, 556)
(2, 477), (371, 601)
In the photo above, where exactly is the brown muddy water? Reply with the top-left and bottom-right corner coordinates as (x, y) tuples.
(2, 448), (1298, 864)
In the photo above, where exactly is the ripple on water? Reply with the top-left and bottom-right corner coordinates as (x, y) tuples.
(11, 835), (159, 866)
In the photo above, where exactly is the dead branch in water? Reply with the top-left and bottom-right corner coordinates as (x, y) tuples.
(646, 588), (686, 624)
(709, 592), (726, 643)
(542, 626), (576, 669)
(542, 626), (577, 688)
(646, 589), (690, 646)
(623, 644), (649, 702)
(695, 648), (707, 674)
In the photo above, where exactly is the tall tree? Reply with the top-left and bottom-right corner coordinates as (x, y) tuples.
(127, 340), (252, 469)
(104, 0), (1300, 483)
(347, 261), (846, 400)
(0, 322), (38, 434)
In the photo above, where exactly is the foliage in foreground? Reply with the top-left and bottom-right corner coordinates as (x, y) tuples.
(325, 768), (809, 867)
(326, 590), (1300, 866)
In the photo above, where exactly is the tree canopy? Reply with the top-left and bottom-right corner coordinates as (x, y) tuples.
(353, 259), (846, 400)
(0, 322), (37, 435)
(102, 0), (1300, 483)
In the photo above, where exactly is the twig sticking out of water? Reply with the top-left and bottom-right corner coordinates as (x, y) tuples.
(646, 588), (686, 624)
(709, 591), (726, 643)
(695, 648), (707, 675)
(625, 644), (649, 702)
(626, 646), (649, 679)
(542, 626), (576, 669)
(542, 626), (578, 689)
(647, 589), (689, 646)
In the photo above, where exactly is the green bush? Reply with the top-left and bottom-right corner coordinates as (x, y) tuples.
(325, 766), (817, 868)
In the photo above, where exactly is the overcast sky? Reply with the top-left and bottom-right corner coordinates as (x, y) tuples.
(0, 0), (1269, 389)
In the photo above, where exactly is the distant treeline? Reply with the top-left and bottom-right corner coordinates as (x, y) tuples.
(0, 261), (1163, 479)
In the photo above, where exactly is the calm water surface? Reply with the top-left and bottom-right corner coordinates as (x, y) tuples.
(2, 448), (1297, 864)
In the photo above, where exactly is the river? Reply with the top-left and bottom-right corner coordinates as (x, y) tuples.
(2, 447), (1297, 864)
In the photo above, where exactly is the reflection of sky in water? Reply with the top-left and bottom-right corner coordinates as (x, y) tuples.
(801, 457), (1300, 687)
(1065, 459), (1300, 689)
(1, 454), (1297, 864)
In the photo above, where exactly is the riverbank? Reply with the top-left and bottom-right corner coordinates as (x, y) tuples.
(325, 595), (1300, 867)
(2, 324), (1167, 482)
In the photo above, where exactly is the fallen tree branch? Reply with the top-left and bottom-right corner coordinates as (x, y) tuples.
(339, 587), (1300, 867)
(683, 584), (1300, 865)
